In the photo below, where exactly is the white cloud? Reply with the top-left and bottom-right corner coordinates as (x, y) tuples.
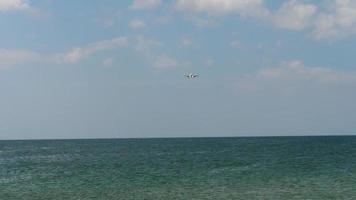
(153, 55), (179, 69)
(0, 36), (176, 72)
(0, 36), (182, 71)
(0, 49), (40, 69)
(174, 0), (356, 40)
(312, 0), (356, 39)
(0, 37), (129, 69)
(102, 57), (114, 66)
(180, 36), (194, 47)
(130, 0), (162, 10)
(130, 36), (184, 70)
(261, 60), (356, 83)
(129, 19), (147, 29)
(238, 60), (356, 91)
(133, 35), (162, 52)
(0, 0), (30, 11)
(175, 0), (267, 16)
(61, 37), (128, 64)
(230, 40), (241, 48)
(189, 16), (218, 28)
(267, 0), (356, 39)
(271, 0), (317, 31)
(175, 0), (316, 31)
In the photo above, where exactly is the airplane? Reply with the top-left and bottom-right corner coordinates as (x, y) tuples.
(185, 73), (199, 79)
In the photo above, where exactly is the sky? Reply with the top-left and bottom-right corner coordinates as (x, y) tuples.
(0, 0), (356, 139)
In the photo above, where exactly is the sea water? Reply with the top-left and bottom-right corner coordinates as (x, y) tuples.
(1, 136), (356, 199)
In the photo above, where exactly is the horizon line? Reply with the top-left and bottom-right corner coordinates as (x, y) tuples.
(1, 134), (356, 141)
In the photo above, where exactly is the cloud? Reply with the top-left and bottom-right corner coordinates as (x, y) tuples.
(130, 0), (162, 10)
(133, 35), (162, 52)
(312, 0), (356, 39)
(0, 36), (183, 71)
(0, 0), (31, 11)
(0, 49), (40, 69)
(261, 60), (356, 83)
(175, 0), (267, 16)
(0, 37), (128, 69)
(102, 57), (114, 66)
(152, 54), (179, 69)
(180, 36), (194, 47)
(230, 40), (241, 48)
(129, 19), (147, 29)
(61, 37), (128, 64)
(270, 0), (317, 31)
(174, 0), (356, 40)
(188, 16), (218, 28)
(237, 60), (356, 91)
(130, 36), (186, 70)
(231, 60), (356, 135)
(175, 0), (315, 30)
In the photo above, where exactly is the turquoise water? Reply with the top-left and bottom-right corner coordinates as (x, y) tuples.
(1, 136), (356, 199)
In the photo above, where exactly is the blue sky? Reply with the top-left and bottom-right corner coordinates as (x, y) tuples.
(0, 0), (356, 139)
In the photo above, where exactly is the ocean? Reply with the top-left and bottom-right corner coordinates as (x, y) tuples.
(1, 136), (356, 199)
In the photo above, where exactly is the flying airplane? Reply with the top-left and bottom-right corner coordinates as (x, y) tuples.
(185, 73), (199, 79)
